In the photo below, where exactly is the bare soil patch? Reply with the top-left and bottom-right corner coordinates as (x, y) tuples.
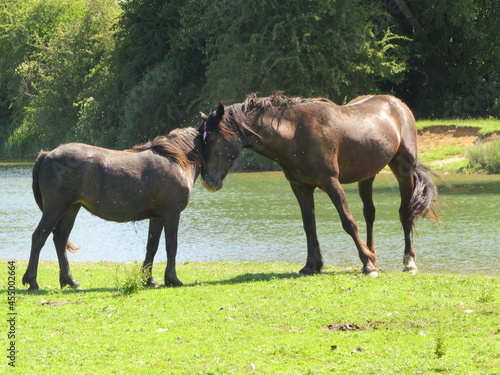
(418, 125), (500, 149)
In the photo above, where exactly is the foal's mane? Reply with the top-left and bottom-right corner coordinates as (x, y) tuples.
(221, 93), (332, 138)
(126, 127), (203, 170)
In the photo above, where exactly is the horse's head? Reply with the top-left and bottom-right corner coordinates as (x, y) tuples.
(199, 102), (243, 191)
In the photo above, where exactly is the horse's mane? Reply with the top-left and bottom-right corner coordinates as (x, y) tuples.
(221, 93), (332, 139)
(126, 127), (203, 170)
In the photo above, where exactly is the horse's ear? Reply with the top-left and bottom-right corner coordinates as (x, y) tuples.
(200, 111), (208, 121)
(216, 102), (225, 118)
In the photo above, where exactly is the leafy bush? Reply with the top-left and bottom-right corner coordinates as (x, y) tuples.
(467, 141), (500, 173)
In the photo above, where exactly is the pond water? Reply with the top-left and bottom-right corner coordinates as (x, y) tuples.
(1, 163), (499, 275)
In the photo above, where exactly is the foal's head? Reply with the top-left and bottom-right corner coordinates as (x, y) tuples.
(199, 103), (244, 191)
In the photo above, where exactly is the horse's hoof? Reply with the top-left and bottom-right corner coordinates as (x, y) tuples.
(362, 266), (379, 277)
(298, 267), (314, 275)
(403, 266), (418, 274)
(165, 279), (184, 287)
(299, 264), (322, 275)
(403, 255), (418, 273)
(28, 285), (40, 292)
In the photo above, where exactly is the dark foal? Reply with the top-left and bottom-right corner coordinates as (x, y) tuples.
(22, 128), (202, 291)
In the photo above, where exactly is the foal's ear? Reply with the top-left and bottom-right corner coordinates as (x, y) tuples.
(200, 111), (208, 121)
(216, 102), (225, 118)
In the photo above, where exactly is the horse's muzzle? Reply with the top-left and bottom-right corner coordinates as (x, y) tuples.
(202, 177), (222, 192)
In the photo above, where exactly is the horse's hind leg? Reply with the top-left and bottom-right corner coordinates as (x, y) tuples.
(323, 177), (378, 276)
(142, 218), (163, 288)
(23, 213), (62, 291)
(53, 205), (81, 289)
(389, 155), (418, 273)
(358, 176), (376, 254)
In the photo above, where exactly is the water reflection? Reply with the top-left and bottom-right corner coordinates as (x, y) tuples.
(1, 164), (499, 275)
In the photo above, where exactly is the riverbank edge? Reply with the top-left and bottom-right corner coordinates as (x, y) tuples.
(1, 122), (500, 173)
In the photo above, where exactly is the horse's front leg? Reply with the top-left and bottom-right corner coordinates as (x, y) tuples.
(142, 218), (164, 288)
(323, 177), (379, 276)
(290, 183), (323, 275)
(163, 212), (183, 287)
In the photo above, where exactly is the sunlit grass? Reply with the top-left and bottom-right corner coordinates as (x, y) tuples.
(4, 261), (499, 374)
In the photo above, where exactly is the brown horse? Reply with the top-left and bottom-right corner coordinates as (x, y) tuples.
(22, 127), (203, 291)
(200, 93), (438, 276)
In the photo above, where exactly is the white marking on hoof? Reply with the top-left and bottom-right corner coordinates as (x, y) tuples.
(403, 255), (419, 273)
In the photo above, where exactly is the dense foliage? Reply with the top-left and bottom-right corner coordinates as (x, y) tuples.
(1, 0), (499, 157)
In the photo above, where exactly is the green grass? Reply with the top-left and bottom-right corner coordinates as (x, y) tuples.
(417, 118), (500, 136)
(3, 261), (499, 374)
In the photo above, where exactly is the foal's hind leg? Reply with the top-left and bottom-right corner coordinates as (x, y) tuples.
(358, 176), (376, 254)
(323, 177), (378, 276)
(389, 156), (418, 273)
(53, 205), (81, 289)
(142, 218), (163, 288)
(23, 213), (63, 291)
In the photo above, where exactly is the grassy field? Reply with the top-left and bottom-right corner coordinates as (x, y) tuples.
(2, 261), (499, 374)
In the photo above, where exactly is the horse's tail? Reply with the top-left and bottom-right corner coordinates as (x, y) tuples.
(409, 162), (439, 222)
(32, 150), (80, 253)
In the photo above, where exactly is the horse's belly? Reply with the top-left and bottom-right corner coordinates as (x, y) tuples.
(337, 144), (396, 184)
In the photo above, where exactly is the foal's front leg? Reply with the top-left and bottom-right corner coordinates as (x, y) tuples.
(163, 212), (183, 287)
(290, 183), (323, 274)
(142, 218), (163, 288)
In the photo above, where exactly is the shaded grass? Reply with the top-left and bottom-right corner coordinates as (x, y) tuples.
(3, 261), (499, 374)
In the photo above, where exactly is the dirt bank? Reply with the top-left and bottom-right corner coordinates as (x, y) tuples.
(417, 125), (499, 148)
(417, 125), (500, 167)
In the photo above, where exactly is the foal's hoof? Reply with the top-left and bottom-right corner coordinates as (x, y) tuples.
(146, 278), (159, 288)
(61, 279), (81, 290)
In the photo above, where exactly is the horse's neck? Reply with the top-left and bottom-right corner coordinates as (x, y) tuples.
(241, 109), (289, 160)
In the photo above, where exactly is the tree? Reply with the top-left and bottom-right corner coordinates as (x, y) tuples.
(202, 0), (407, 104)
(390, 0), (500, 118)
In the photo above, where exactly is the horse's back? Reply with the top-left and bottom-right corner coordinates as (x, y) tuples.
(283, 95), (414, 183)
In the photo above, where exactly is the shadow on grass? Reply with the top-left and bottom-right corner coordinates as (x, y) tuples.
(2, 287), (119, 296)
(2, 269), (361, 294)
(183, 268), (360, 287)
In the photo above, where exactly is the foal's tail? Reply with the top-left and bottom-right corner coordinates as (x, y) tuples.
(32, 151), (48, 212)
(32, 151), (80, 253)
(409, 162), (439, 222)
